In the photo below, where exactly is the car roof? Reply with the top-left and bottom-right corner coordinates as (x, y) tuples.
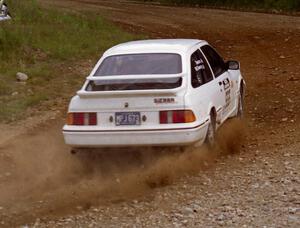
(104, 39), (206, 56)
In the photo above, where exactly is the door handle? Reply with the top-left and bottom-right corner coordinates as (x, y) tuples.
(218, 81), (223, 86)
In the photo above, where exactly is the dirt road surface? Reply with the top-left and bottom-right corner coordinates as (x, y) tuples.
(0, 0), (299, 227)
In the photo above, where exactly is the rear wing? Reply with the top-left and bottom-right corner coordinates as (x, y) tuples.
(77, 73), (186, 98)
(85, 73), (184, 81)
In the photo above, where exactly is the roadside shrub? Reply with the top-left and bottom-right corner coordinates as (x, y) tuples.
(142, 0), (300, 11)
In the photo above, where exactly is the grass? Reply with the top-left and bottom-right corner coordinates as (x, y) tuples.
(141, 0), (300, 11)
(0, 0), (141, 122)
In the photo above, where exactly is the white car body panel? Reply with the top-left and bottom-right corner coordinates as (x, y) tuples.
(62, 39), (244, 148)
(63, 124), (208, 147)
(0, 2), (10, 21)
(0, 14), (10, 21)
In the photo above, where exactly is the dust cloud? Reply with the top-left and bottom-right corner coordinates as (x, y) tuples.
(0, 119), (246, 225)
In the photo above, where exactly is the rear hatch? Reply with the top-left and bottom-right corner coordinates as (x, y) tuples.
(70, 74), (187, 130)
(67, 52), (192, 130)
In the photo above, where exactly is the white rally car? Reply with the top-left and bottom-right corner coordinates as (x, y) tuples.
(63, 39), (245, 148)
(0, 1), (11, 21)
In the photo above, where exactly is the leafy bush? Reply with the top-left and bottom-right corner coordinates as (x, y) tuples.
(142, 0), (300, 11)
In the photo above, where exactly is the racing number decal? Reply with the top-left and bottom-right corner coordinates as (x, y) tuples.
(194, 58), (205, 84)
(223, 78), (231, 109)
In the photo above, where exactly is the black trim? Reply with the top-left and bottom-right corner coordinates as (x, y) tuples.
(86, 77), (182, 91)
(63, 119), (209, 133)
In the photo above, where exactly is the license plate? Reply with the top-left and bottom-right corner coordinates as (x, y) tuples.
(115, 112), (141, 126)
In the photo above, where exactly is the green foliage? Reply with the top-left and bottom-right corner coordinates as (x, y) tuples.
(143, 0), (300, 11)
(1, 0), (135, 63)
(0, 93), (48, 121)
(0, 0), (140, 122)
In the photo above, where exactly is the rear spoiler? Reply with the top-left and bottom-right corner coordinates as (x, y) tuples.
(77, 73), (186, 98)
(77, 88), (183, 98)
(85, 73), (184, 81)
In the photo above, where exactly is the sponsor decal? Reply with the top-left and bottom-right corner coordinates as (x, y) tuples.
(223, 78), (231, 109)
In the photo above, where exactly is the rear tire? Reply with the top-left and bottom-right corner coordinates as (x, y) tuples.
(205, 113), (216, 147)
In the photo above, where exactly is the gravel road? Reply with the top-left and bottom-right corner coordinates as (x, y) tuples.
(0, 0), (299, 227)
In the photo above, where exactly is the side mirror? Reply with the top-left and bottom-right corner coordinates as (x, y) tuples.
(226, 60), (240, 70)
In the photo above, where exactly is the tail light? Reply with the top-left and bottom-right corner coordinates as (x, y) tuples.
(159, 110), (196, 124)
(67, 113), (97, 125)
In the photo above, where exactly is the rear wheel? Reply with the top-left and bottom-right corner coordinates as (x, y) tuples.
(205, 112), (216, 147)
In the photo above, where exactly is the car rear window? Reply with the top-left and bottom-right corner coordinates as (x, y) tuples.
(85, 78), (182, 91)
(94, 53), (182, 76)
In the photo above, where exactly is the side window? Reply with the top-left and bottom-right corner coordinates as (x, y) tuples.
(190, 49), (213, 88)
(201, 45), (226, 78)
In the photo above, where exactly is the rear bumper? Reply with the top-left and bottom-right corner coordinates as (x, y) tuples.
(62, 123), (209, 148)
